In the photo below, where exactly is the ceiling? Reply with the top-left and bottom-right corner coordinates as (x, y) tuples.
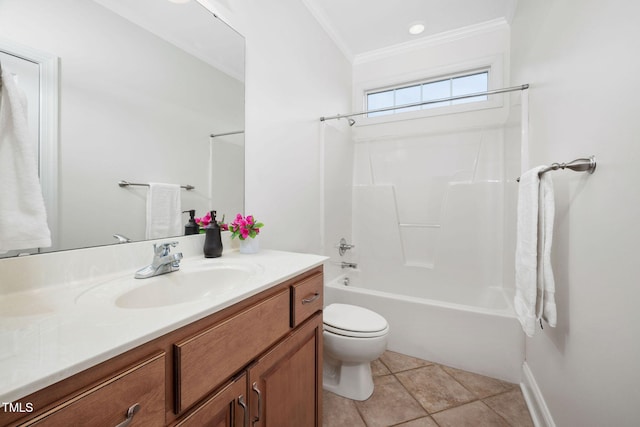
(303, 0), (518, 60)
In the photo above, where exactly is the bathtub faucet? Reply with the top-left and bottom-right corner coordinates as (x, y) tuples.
(338, 238), (355, 256)
(341, 262), (358, 269)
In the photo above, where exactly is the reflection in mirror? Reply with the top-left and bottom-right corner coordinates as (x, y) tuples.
(0, 0), (245, 256)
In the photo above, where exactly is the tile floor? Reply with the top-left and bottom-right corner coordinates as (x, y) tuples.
(323, 351), (534, 427)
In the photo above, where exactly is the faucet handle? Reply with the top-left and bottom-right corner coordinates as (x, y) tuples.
(338, 238), (355, 256)
(154, 241), (179, 256)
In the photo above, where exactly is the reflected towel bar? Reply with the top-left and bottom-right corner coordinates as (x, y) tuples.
(210, 130), (244, 138)
(118, 180), (194, 190)
(516, 156), (596, 182)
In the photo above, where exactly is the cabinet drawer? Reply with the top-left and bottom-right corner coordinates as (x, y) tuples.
(290, 272), (323, 328)
(174, 289), (290, 413)
(25, 353), (165, 427)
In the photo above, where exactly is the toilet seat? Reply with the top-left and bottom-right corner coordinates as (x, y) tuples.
(323, 304), (389, 338)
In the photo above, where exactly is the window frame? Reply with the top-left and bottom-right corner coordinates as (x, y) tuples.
(365, 68), (490, 118)
(354, 56), (506, 127)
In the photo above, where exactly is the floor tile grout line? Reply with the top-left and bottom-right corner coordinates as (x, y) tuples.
(326, 353), (530, 427)
(352, 397), (369, 427)
(389, 364), (523, 423)
(410, 363), (519, 409)
(390, 371), (432, 420)
(391, 364), (477, 416)
(434, 364), (523, 425)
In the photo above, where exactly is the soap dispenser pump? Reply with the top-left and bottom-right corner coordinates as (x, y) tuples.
(183, 210), (199, 235)
(203, 210), (223, 258)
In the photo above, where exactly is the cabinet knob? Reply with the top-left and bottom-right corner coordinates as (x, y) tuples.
(114, 403), (141, 427)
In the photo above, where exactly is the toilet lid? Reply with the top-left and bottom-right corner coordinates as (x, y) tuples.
(323, 303), (388, 338)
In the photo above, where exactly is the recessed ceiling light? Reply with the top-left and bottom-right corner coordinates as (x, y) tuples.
(168, 0), (190, 4)
(408, 23), (425, 35)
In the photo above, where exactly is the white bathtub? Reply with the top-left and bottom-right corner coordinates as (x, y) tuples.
(324, 272), (524, 383)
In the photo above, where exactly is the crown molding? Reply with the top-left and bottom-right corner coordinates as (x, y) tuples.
(301, 0), (354, 62)
(354, 17), (510, 65)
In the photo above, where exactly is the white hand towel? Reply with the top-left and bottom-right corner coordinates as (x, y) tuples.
(538, 172), (557, 327)
(145, 183), (182, 240)
(0, 65), (52, 253)
(514, 166), (557, 336)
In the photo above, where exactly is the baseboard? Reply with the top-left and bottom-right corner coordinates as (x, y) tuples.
(520, 362), (556, 427)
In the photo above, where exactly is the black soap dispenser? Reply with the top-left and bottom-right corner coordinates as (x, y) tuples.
(183, 210), (200, 235)
(203, 210), (223, 258)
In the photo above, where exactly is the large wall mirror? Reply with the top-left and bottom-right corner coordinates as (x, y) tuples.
(0, 0), (245, 256)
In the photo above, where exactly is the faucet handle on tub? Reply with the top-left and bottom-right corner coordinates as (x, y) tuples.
(338, 238), (355, 256)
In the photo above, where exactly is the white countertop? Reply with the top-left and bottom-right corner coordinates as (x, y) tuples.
(0, 248), (327, 403)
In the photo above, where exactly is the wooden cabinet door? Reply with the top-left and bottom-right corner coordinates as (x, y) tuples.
(248, 313), (322, 427)
(173, 373), (248, 427)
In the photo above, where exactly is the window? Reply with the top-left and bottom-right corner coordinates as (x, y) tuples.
(366, 70), (489, 117)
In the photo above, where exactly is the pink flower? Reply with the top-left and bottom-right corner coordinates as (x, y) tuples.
(227, 213), (264, 241)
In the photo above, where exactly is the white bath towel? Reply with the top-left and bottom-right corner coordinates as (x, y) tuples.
(0, 64), (52, 253)
(514, 166), (557, 336)
(145, 182), (182, 239)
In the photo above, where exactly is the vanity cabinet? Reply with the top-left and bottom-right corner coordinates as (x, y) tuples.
(4, 266), (323, 427)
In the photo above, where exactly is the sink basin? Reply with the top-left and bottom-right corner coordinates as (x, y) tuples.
(116, 266), (252, 309)
(76, 262), (261, 309)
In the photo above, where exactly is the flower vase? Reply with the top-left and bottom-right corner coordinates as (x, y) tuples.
(239, 237), (259, 254)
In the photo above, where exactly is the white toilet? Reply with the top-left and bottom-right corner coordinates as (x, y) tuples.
(322, 303), (389, 401)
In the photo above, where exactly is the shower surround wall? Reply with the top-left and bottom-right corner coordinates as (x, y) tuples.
(352, 127), (505, 298)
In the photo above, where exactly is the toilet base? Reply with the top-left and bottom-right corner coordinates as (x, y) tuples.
(322, 355), (374, 401)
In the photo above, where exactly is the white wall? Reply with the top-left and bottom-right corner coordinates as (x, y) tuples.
(203, 0), (352, 255)
(510, 1), (640, 425)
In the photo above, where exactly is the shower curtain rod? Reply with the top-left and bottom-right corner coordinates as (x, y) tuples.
(210, 130), (244, 138)
(319, 84), (529, 122)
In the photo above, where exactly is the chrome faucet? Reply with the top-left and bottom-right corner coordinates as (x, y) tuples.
(135, 241), (183, 279)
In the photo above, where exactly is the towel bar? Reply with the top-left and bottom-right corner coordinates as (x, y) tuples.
(516, 156), (596, 182)
(118, 180), (194, 190)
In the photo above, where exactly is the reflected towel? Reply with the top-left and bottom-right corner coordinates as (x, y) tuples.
(145, 183), (182, 239)
(514, 166), (556, 336)
(0, 64), (51, 253)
